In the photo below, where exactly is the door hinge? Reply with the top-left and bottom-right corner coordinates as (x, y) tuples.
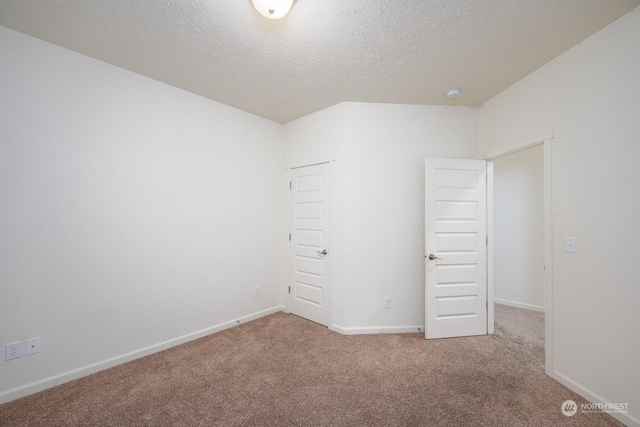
(289, 181), (292, 189)
(288, 233), (291, 241)
(288, 286), (291, 294)
(486, 237), (488, 246)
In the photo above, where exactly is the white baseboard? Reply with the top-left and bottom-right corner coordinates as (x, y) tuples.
(330, 324), (424, 335)
(0, 305), (285, 405)
(494, 298), (545, 313)
(550, 370), (639, 427)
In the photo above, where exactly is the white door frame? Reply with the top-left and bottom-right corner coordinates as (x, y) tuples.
(482, 135), (554, 377)
(285, 161), (334, 328)
(487, 162), (494, 334)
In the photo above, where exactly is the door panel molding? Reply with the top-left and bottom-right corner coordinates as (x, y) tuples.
(288, 162), (332, 326)
(425, 158), (488, 339)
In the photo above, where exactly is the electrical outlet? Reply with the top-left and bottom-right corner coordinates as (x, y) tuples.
(6, 341), (22, 361)
(383, 297), (391, 309)
(26, 337), (40, 356)
(254, 286), (260, 297)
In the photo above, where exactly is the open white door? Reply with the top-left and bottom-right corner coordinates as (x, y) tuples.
(289, 163), (331, 326)
(425, 158), (488, 339)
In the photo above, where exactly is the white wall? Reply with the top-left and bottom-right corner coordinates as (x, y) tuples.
(493, 145), (544, 311)
(284, 103), (346, 169)
(285, 103), (478, 332)
(479, 7), (640, 424)
(0, 26), (284, 402)
(341, 103), (478, 331)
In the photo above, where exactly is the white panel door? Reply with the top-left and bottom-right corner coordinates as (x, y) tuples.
(425, 158), (487, 339)
(289, 163), (331, 326)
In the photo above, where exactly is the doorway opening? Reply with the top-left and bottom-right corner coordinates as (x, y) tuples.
(485, 138), (553, 375)
(492, 145), (545, 356)
(493, 145), (544, 312)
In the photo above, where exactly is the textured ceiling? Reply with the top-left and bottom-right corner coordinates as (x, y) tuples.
(0, 0), (638, 123)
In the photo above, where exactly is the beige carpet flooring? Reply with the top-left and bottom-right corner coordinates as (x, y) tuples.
(0, 304), (622, 426)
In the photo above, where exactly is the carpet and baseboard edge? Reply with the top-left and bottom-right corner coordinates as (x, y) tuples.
(494, 298), (545, 312)
(0, 305), (286, 405)
(330, 324), (425, 335)
(550, 369), (639, 427)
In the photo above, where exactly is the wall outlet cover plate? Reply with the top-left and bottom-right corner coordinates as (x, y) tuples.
(26, 337), (41, 355)
(6, 341), (23, 361)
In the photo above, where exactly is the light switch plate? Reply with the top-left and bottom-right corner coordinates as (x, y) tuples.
(565, 237), (576, 253)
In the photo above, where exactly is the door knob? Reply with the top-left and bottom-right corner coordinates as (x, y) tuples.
(317, 249), (328, 255)
(428, 254), (442, 260)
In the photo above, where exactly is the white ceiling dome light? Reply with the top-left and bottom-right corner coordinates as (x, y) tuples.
(251, 0), (295, 19)
(446, 88), (462, 99)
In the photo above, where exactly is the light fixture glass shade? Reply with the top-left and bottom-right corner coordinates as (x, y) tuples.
(251, 0), (294, 19)
(446, 88), (461, 99)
